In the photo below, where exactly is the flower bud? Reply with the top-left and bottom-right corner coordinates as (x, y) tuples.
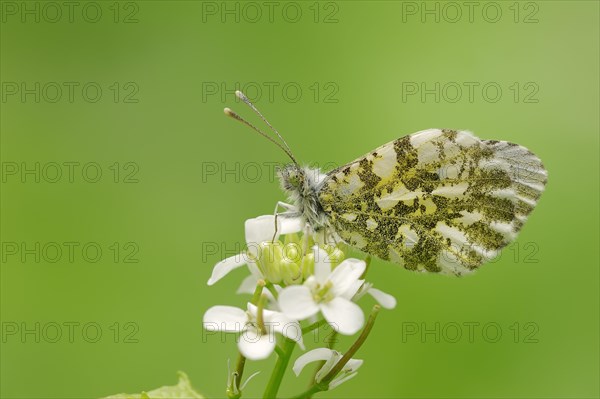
(282, 241), (302, 265)
(324, 244), (345, 267)
(257, 241), (283, 284)
(283, 232), (301, 247)
(301, 252), (315, 279)
(280, 258), (302, 286)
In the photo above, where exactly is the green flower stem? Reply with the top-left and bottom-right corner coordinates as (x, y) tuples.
(275, 344), (285, 357)
(289, 305), (381, 399)
(233, 354), (246, 395)
(325, 331), (338, 350)
(323, 305), (380, 381)
(228, 281), (266, 399)
(301, 318), (327, 335)
(289, 383), (324, 399)
(257, 294), (268, 334)
(265, 281), (279, 299)
(263, 338), (296, 399)
(252, 280), (266, 303)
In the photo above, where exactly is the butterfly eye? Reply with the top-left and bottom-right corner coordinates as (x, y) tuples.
(288, 173), (300, 186)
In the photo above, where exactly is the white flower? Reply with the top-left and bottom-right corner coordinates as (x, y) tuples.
(207, 214), (303, 286)
(278, 246), (366, 335)
(203, 302), (304, 360)
(293, 348), (363, 390)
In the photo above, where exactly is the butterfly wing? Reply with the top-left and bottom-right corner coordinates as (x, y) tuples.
(317, 129), (547, 275)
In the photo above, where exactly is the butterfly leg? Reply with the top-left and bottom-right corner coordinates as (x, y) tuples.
(272, 201), (299, 243)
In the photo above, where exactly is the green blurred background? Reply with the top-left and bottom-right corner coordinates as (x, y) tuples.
(1, 1), (598, 398)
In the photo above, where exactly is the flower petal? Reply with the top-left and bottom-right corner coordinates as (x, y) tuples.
(341, 279), (365, 300)
(278, 285), (319, 321)
(236, 274), (259, 295)
(203, 306), (247, 332)
(245, 215), (278, 248)
(245, 214), (303, 249)
(282, 324), (304, 350)
(207, 255), (247, 286)
(313, 246), (332, 285)
(238, 328), (276, 360)
(279, 216), (304, 235)
(367, 288), (397, 309)
(320, 297), (364, 335)
(344, 358), (364, 373)
(265, 311), (304, 350)
(292, 348), (334, 376)
(329, 258), (365, 296)
(247, 259), (263, 279)
(329, 370), (359, 390)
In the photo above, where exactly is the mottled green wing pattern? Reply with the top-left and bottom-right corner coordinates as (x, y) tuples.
(318, 129), (547, 275)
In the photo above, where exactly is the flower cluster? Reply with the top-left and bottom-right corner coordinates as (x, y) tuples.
(203, 214), (396, 398)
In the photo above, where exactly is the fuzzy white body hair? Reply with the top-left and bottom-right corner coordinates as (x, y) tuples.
(277, 165), (330, 231)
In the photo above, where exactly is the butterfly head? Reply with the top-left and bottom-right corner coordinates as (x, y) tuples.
(277, 164), (329, 231)
(277, 164), (305, 194)
(278, 164), (327, 200)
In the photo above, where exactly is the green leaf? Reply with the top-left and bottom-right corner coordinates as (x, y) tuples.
(102, 371), (204, 399)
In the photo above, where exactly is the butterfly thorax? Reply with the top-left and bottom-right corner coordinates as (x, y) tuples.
(277, 164), (329, 231)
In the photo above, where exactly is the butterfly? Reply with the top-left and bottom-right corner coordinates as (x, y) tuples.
(224, 91), (547, 276)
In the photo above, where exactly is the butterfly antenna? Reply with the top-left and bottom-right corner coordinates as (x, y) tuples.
(235, 90), (298, 164)
(224, 107), (298, 164)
